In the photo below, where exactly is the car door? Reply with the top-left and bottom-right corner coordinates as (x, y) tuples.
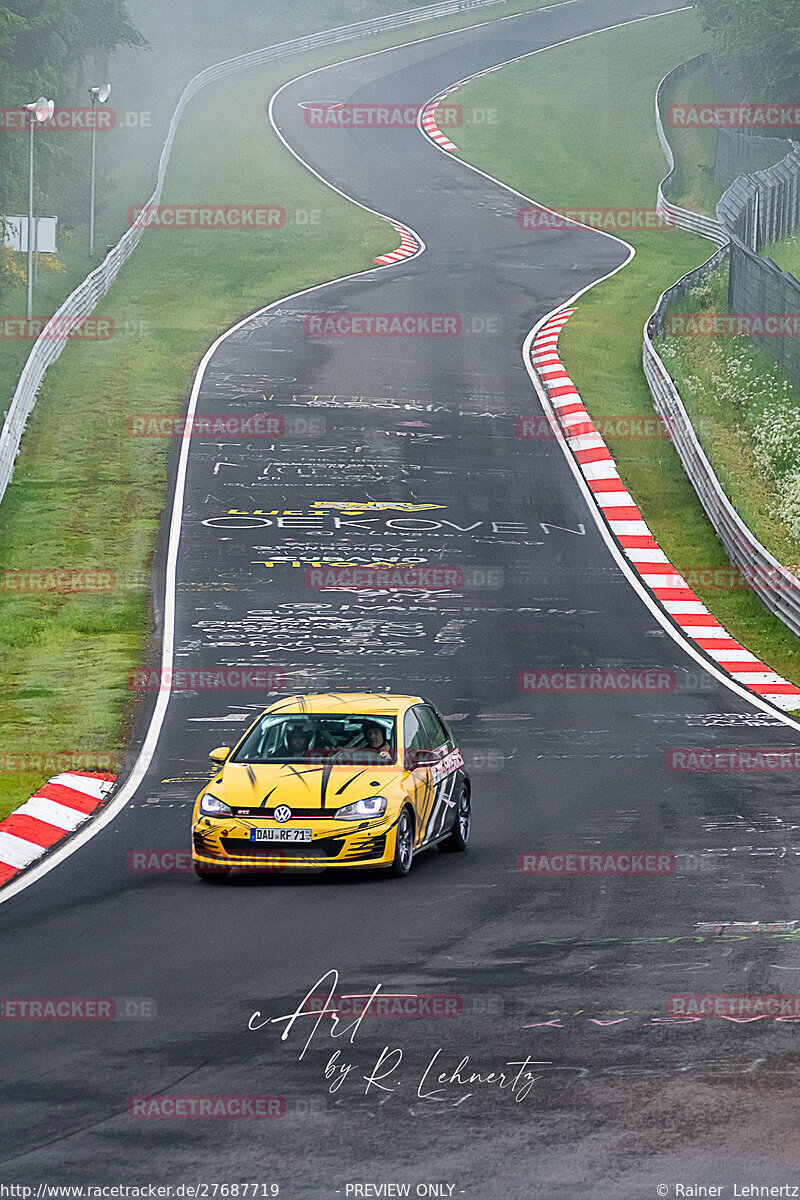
(402, 704), (461, 847)
(402, 705), (436, 847)
(415, 704), (463, 843)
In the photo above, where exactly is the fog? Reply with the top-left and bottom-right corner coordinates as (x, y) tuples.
(85, 0), (424, 247)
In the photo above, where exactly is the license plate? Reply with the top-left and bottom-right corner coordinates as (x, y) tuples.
(249, 828), (312, 842)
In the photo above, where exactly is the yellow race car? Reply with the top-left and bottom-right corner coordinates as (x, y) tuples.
(191, 693), (471, 879)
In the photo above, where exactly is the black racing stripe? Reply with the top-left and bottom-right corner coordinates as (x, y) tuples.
(420, 771), (437, 841)
(283, 764), (318, 789)
(336, 770), (366, 795)
(259, 785), (278, 809)
(320, 761), (330, 811)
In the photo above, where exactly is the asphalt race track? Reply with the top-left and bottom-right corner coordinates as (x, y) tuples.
(3, 0), (800, 1193)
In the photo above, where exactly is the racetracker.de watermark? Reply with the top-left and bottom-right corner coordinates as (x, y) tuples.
(518, 207), (676, 232)
(678, 565), (800, 591)
(1, 106), (116, 131)
(666, 103), (800, 129)
(518, 852), (676, 875)
(128, 204), (286, 229)
(129, 668), (286, 693)
(1, 316), (114, 341)
(517, 414), (673, 440)
(304, 101), (462, 127)
(127, 414), (285, 438)
(304, 564), (504, 591)
(128, 1095), (285, 1119)
(304, 313), (461, 337)
(518, 668), (677, 693)
(666, 312), (800, 337)
(302, 992), (503, 1017)
(304, 993), (462, 1017)
(305, 565), (463, 590)
(129, 851), (286, 875)
(0, 752), (117, 774)
(1, 997), (155, 1019)
(1, 569), (115, 593)
(667, 994), (800, 1017)
(668, 748), (800, 772)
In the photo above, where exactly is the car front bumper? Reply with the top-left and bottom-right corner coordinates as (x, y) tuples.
(191, 813), (399, 871)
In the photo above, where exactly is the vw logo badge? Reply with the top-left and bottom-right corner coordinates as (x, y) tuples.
(274, 805), (292, 823)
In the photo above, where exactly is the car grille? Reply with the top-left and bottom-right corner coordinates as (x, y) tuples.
(220, 836), (345, 859)
(232, 807), (348, 819)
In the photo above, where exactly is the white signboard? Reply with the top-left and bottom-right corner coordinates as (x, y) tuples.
(2, 216), (58, 253)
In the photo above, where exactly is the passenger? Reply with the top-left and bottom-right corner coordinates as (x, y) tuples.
(363, 720), (392, 759)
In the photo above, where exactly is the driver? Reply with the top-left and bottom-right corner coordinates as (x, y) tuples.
(285, 724), (312, 757)
(363, 720), (392, 759)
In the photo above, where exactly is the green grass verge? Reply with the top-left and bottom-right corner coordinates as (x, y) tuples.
(444, 9), (800, 696)
(0, 0), (554, 822)
(660, 264), (800, 569)
(765, 230), (800, 279)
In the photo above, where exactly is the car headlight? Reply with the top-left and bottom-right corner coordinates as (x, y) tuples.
(334, 795), (388, 820)
(199, 792), (233, 816)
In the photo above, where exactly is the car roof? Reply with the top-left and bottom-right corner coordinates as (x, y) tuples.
(264, 692), (424, 717)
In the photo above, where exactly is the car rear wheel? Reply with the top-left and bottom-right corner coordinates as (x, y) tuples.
(439, 785), (471, 852)
(390, 809), (414, 877)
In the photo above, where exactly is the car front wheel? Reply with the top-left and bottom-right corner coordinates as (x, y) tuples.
(390, 809), (414, 877)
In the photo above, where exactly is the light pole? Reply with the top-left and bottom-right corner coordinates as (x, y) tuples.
(88, 83), (111, 257)
(24, 96), (54, 320)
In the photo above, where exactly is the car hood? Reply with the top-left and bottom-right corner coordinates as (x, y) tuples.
(218, 761), (394, 813)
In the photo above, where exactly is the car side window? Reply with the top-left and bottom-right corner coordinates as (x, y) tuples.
(417, 705), (449, 750)
(403, 707), (429, 753)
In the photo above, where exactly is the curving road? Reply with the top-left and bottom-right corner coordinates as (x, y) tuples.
(2, 0), (800, 1194)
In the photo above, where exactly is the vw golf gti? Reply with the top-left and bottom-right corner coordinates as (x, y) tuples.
(191, 692), (471, 878)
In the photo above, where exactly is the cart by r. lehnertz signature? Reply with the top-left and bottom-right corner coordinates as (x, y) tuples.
(248, 969), (549, 1105)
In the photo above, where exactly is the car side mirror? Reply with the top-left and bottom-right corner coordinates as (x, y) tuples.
(208, 746), (230, 764)
(406, 748), (439, 769)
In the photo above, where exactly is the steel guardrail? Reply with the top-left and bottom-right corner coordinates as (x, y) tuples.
(653, 54), (730, 247)
(645, 58), (800, 635)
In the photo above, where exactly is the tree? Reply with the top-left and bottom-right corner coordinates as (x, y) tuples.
(0, 1), (147, 301)
(1, 2), (146, 94)
(694, 0), (800, 100)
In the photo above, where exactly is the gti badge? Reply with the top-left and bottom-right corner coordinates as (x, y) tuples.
(274, 805), (292, 823)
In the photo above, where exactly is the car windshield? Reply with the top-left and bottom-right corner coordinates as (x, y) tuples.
(230, 714), (397, 765)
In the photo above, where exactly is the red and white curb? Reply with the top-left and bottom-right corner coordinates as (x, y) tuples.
(0, 771), (116, 887)
(531, 309), (800, 713)
(373, 220), (421, 265)
(419, 64), (505, 153)
(420, 90), (460, 152)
